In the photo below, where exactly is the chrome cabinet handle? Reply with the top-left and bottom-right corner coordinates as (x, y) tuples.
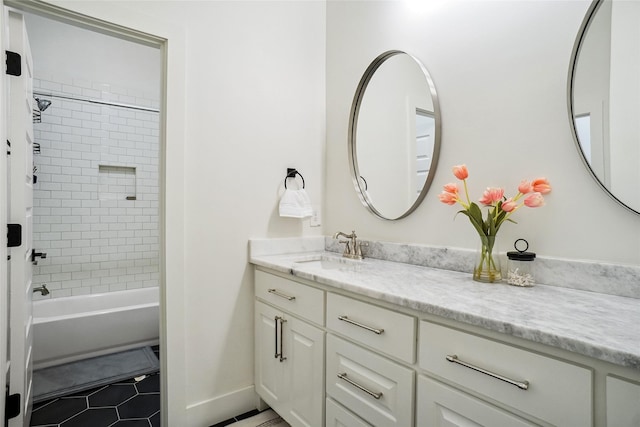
(337, 372), (383, 400)
(446, 354), (529, 390)
(338, 315), (384, 335)
(274, 316), (287, 362)
(268, 288), (296, 301)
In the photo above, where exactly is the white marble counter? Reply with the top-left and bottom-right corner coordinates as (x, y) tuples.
(249, 246), (640, 370)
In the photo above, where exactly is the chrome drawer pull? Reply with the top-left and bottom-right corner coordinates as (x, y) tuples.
(267, 288), (296, 301)
(338, 315), (384, 335)
(337, 372), (383, 399)
(446, 354), (529, 390)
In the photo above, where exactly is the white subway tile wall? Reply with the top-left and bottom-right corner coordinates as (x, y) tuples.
(32, 76), (160, 299)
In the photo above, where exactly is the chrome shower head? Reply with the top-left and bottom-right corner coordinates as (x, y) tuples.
(35, 97), (51, 112)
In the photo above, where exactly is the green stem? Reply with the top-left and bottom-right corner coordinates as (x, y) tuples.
(463, 179), (471, 206)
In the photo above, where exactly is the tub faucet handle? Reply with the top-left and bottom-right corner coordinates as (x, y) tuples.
(31, 249), (47, 265)
(33, 284), (49, 296)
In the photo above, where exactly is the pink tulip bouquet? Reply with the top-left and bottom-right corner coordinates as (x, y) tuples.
(439, 164), (551, 283)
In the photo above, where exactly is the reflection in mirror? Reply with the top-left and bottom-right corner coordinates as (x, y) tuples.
(349, 50), (441, 220)
(570, 0), (640, 214)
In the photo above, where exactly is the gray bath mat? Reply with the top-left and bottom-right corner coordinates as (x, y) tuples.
(32, 346), (159, 403)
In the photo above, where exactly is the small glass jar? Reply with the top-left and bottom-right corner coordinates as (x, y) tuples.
(506, 239), (536, 287)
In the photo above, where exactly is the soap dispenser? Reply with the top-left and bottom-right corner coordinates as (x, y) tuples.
(506, 239), (536, 287)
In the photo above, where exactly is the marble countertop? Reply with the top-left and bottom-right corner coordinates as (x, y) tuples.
(250, 251), (640, 370)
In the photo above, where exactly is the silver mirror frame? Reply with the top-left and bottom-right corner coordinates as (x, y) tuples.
(348, 50), (442, 221)
(567, 0), (640, 216)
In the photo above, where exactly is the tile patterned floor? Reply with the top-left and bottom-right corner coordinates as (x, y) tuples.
(29, 346), (265, 427)
(208, 409), (261, 427)
(30, 346), (160, 427)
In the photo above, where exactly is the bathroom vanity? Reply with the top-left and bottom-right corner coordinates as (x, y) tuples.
(250, 238), (640, 427)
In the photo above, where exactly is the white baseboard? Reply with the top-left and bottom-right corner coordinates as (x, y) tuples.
(186, 385), (258, 427)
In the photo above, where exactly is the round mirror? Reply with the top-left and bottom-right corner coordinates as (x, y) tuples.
(349, 50), (441, 220)
(569, 0), (640, 214)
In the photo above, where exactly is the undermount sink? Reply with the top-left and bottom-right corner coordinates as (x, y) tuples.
(292, 253), (364, 271)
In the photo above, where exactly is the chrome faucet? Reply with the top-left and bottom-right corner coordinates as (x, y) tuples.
(333, 230), (366, 259)
(33, 284), (49, 296)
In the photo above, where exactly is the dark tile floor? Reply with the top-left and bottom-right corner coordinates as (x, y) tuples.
(30, 346), (160, 427)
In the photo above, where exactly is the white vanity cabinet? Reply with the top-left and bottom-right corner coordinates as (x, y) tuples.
(252, 263), (639, 427)
(606, 376), (640, 427)
(254, 271), (325, 427)
(418, 321), (593, 427)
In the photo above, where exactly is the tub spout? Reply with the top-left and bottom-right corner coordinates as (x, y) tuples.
(33, 284), (50, 296)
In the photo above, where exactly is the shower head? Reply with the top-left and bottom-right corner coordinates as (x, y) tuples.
(35, 97), (51, 112)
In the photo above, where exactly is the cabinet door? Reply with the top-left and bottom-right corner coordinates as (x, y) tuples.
(285, 315), (325, 427)
(255, 301), (287, 408)
(417, 376), (538, 427)
(607, 376), (640, 427)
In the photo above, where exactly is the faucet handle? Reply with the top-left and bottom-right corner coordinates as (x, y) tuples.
(355, 241), (368, 259)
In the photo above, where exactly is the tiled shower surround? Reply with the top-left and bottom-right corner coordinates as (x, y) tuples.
(32, 75), (160, 299)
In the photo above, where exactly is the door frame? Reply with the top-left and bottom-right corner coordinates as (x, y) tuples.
(0, 1), (187, 425)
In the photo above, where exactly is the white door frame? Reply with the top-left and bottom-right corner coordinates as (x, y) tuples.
(0, 4), (8, 425)
(0, 1), (187, 425)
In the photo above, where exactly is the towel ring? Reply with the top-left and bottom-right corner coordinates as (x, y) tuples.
(284, 168), (305, 189)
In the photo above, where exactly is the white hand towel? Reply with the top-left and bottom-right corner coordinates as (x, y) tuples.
(279, 188), (313, 218)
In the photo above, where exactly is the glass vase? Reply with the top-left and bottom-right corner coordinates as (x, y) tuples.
(473, 235), (502, 283)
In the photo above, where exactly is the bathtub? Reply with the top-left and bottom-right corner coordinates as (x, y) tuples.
(32, 287), (160, 369)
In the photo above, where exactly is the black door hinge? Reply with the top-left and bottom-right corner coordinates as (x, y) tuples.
(6, 140), (10, 156)
(4, 386), (21, 425)
(5, 51), (21, 76)
(7, 224), (22, 248)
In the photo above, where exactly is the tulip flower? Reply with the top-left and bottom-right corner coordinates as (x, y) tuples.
(479, 187), (504, 206)
(452, 164), (468, 180)
(531, 178), (551, 194)
(518, 180), (533, 195)
(524, 192), (545, 207)
(501, 198), (518, 213)
(443, 183), (459, 195)
(438, 191), (457, 205)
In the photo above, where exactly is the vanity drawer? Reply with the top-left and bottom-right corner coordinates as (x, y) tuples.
(419, 321), (592, 427)
(255, 270), (324, 325)
(326, 398), (373, 427)
(326, 335), (414, 427)
(326, 292), (416, 363)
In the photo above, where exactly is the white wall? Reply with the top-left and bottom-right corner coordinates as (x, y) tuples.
(326, 0), (640, 266)
(157, 4), (325, 423)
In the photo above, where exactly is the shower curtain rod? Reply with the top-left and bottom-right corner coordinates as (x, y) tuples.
(33, 90), (160, 113)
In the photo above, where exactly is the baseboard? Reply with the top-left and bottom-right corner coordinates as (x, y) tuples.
(186, 385), (258, 427)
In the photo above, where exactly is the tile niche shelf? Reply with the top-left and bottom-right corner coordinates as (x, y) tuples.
(98, 165), (137, 201)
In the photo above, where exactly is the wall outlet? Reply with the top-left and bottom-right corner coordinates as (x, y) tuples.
(310, 206), (321, 227)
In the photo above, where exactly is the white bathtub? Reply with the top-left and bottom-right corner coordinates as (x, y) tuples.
(32, 287), (160, 369)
